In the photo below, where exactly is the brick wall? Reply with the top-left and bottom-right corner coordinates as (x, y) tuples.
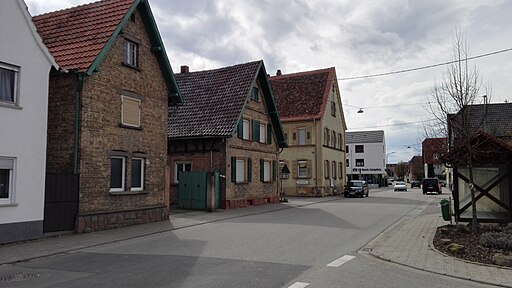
(46, 73), (77, 175)
(46, 9), (170, 232)
(224, 83), (280, 208)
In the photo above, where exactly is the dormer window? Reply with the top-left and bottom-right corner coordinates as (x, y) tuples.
(123, 39), (138, 67)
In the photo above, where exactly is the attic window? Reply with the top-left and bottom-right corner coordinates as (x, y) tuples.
(130, 13), (136, 22)
(123, 39), (138, 67)
(251, 87), (259, 101)
(331, 101), (336, 117)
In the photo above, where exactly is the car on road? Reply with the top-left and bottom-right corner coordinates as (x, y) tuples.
(411, 180), (421, 188)
(393, 181), (407, 191)
(344, 180), (369, 197)
(422, 178), (441, 194)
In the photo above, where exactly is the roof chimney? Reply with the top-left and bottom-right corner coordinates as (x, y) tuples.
(276, 69), (282, 76)
(180, 65), (189, 73)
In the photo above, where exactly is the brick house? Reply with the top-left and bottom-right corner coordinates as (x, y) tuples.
(269, 68), (347, 196)
(168, 61), (287, 209)
(33, 0), (182, 233)
(0, 0), (57, 244)
(422, 138), (448, 179)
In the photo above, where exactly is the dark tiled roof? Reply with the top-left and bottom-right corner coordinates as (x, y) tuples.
(346, 130), (385, 144)
(169, 61), (262, 138)
(451, 103), (512, 137)
(269, 68), (335, 121)
(33, 0), (133, 71)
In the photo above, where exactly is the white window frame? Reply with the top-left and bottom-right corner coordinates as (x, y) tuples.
(131, 158), (144, 191)
(236, 159), (246, 183)
(0, 63), (19, 106)
(174, 161), (192, 183)
(259, 123), (266, 143)
(263, 160), (271, 182)
(110, 156), (126, 192)
(0, 157), (16, 205)
(121, 95), (141, 127)
(297, 128), (306, 145)
(297, 160), (307, 178)
(123, 39), (138, 67)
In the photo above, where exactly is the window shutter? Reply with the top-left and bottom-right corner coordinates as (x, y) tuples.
(307, 160), (312, 179)
(231, 157), (236, 182)
(237, 120), (243, 139)
(272, 160), (276, 181)
(292, 160), (297, 179)
(260, 159), (264, 182)
(267, 124), (272, 144)
(122, 97), (140, 127)
(247, 158), (252, 182)
(252, 120), (260, 142)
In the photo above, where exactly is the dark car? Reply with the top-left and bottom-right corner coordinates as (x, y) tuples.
(344, 180), (369, 198)
(422, 178), (441, 194)
(411, 180), (421, 188)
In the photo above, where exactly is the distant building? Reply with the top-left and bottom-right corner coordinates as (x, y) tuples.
(407, 155), (423, 182)
(422, 138), (447, 180)
(346, 131), (386, 187)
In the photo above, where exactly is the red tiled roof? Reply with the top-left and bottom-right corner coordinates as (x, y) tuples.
(269, 67), (335, 121)
(422, 138), (447, 164)
(33, 0), (134, 71)
(169, 61), (262, 138)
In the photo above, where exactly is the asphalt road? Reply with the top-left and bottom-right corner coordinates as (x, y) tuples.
(0, 188), (494, 287)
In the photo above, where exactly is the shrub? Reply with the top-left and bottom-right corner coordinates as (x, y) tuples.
(480, 232), (512, 250)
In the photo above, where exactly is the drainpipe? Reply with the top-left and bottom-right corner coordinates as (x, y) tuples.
(73, 73), (84, 174)
(314, 118), (318, 195)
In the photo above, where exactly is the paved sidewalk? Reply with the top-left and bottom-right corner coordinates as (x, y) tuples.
(365, 195), (512, 288)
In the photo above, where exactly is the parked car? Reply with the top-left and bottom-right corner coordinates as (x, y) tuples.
(344, 180), (369, 197)
(411, 180), (421, 188)
(422, 178), (441, 194)
(393, 181), (407, 191)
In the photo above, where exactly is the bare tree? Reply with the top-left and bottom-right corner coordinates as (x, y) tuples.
(425, 30), (491, 230)
(395, 161), (408, 180)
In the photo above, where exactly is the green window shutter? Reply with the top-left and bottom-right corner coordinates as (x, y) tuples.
(237, 119), (243, 139)
(272, 160), (276, 182)
(267, 124), (272, 144)
(252, 120), (260, 142)
(260, 159), (264, 182)
(247, 158), (252, 182)
(231, 157), (236, 182)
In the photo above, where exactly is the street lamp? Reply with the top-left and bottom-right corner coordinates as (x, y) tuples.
(386, 151), (396, 165)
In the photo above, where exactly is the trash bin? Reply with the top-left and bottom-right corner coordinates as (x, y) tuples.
(439, 199), (451, 221)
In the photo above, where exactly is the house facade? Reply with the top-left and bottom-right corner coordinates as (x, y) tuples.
(0, 0), (58, 244)
(168, 61), (287, 209)
(33, 0), (182, 233)
(422, 138), (448, 180)
(445, 103), (512, 223)
(346, 131), (386, 187)
(270, 68), (347, 197)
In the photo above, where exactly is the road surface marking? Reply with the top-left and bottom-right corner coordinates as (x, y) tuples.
(288, 282), (309, 288)
(327, 255), (356, 267)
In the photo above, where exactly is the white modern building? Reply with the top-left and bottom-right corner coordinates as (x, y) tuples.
(346, 130), (386, 187)
(0, 0), (57, 244)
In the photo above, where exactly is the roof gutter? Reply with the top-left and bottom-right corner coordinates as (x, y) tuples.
(73, 73), (84, 174)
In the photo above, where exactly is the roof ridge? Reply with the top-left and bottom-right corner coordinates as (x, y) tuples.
(177, 60), (262, 75)
(269, 66), (335, 79)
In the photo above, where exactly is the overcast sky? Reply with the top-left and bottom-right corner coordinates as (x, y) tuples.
(26, 0), (512, 163)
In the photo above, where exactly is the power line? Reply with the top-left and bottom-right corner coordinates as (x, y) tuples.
(338, 47), (512, 81)
(348, 119), (435, 130)
(344, 102), (430, 109)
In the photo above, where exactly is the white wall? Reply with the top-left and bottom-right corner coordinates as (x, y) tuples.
(0, 0), (54, 226)
(346, 142), (386, 176)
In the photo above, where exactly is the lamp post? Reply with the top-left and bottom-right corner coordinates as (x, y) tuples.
(386, 152), (395, 180)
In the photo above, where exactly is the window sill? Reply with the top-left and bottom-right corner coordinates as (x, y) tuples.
(122, 62), (141, 71)
(0, 202), (19, 207)
(109, 190), (148, 196)
(234, 181), (250, 184)
(0, 102), (22, 110)
(119, 123), (143, 130)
